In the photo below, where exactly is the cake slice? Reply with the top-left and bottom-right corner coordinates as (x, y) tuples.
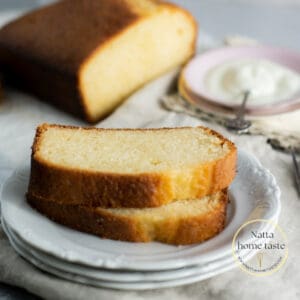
(0, 0), (197, 123)
(27, 190), (228, 245)
(28, 124), (236, 208)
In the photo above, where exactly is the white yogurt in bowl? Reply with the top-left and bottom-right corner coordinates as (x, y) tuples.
(181, 46), (300, 114)
(205, 59), (300, 105)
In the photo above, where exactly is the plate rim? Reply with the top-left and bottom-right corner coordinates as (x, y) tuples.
(2, 220), (243, 290)
(3, 219), (242, 283)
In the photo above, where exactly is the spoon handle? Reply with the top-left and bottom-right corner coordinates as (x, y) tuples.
(237, 90), (251, 120)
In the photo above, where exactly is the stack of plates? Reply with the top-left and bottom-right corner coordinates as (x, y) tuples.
(1, 150), (280, 290)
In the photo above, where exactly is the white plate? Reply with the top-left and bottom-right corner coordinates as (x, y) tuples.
(3, 220), (255, 290)
(0, 150), (281, 271)
(3, 219), (244, 284)
(4, 219), (252, 283)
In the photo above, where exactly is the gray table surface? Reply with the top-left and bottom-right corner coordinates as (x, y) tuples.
(0, 0), (299, 299)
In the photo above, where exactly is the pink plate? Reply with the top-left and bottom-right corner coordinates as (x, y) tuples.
(180, 46), (300, 115)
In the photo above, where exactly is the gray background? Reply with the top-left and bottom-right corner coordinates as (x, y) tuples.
(1, 0), (300, 50)
(0, 0), (299, 299)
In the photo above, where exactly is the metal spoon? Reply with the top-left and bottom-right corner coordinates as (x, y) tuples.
(225, 90), (252, 133)
(291, 147), (300, 198)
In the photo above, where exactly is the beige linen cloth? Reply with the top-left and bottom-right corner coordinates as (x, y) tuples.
(0, 9), (299, 298)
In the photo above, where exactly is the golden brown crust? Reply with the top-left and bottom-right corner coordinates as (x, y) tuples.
(0, 0), (139, 121)
(28, 124), (237, 208)
(27, 190), (228, 245)
(0, 0), (197, 122)
(0, 0), (139, 74)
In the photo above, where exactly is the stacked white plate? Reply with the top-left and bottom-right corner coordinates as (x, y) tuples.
(0, 150), (281, 290)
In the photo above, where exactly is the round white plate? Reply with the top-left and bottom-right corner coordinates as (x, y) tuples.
(0, 150), (281, 271)
(3, 219), (243, 284)
(3, 220), (256, 290)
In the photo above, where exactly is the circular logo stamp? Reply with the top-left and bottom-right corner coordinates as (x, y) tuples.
(232, 219), (288, 276)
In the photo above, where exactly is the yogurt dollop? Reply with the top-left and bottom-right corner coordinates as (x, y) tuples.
(205, 59), (300, 105)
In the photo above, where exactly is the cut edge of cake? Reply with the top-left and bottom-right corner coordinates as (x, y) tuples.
(79, 1), (198, 122)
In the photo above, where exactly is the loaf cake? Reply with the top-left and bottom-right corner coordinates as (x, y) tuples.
(28, 124), (237, 208)
(0, 0), (197, 123)
(27, 190), (228, 245)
